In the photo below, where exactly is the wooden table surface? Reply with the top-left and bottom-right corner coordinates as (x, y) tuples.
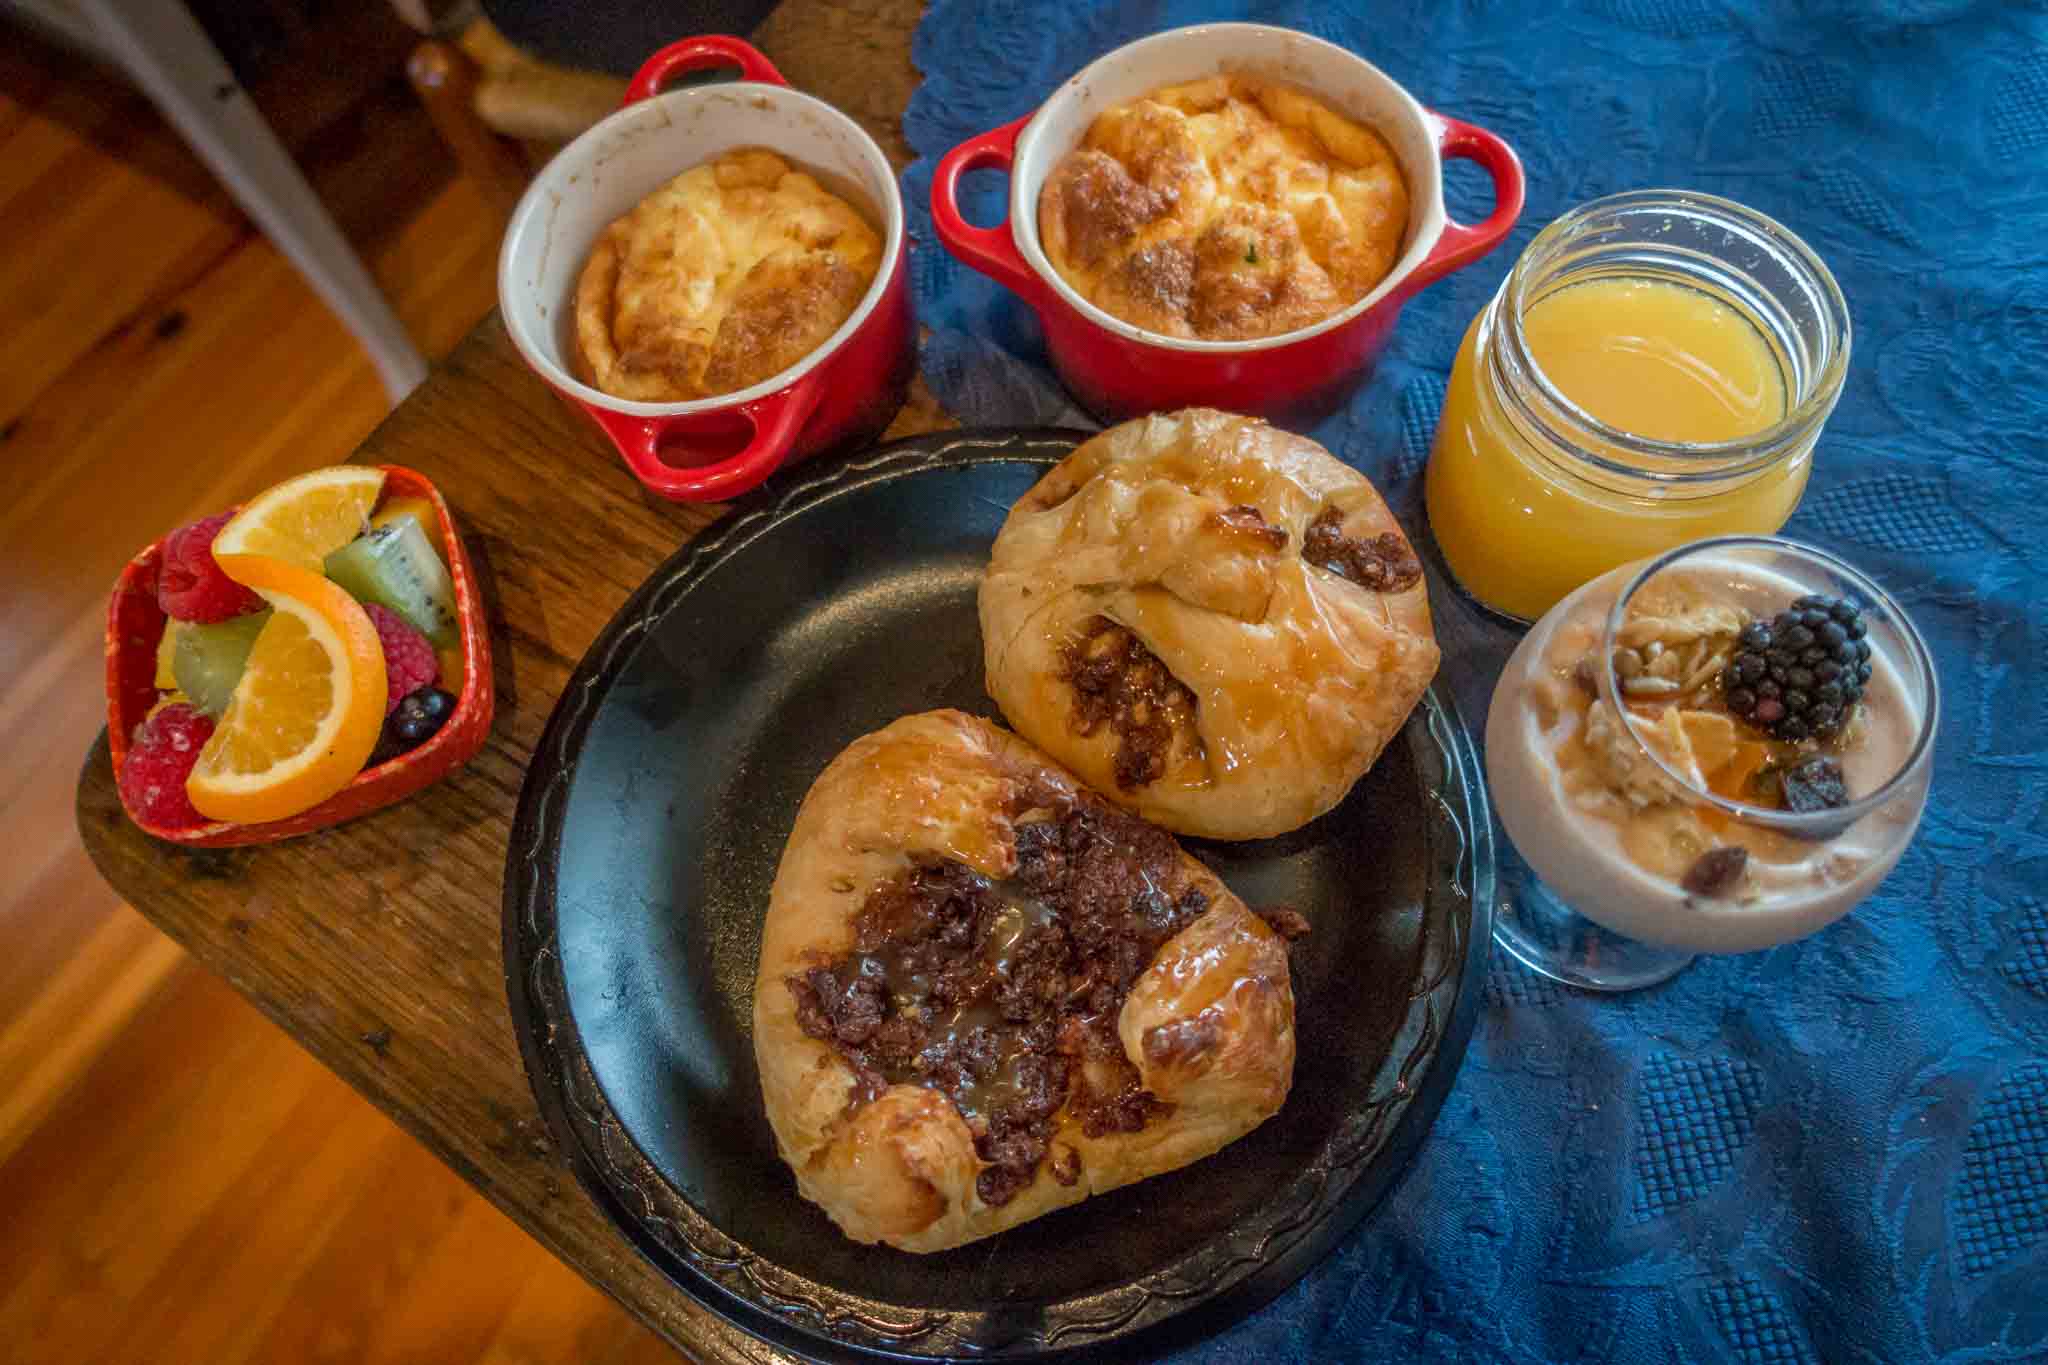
(75, 5), (950, 1361)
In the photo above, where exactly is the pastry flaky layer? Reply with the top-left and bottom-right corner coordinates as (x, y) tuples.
(981, 409), (1440, 841)
(754, 710), (1296, 1254)
(1037, 75), (1408, 341)
(573, 148), (881, 403)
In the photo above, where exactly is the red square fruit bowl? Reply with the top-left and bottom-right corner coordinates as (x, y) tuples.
(104, 464), (495, 847)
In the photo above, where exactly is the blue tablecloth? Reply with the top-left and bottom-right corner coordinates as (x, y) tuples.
(898, 2), (2048, 1360)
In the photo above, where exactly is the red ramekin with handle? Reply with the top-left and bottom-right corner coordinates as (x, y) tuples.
(931, 23), (1523, 425)
(498, 36), (913, 503)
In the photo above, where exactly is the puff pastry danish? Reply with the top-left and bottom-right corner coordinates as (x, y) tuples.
(981, 409), (1439, 840)
(1038, 76), (1408, 340)
(754, 710), (1299, 1253)
(573, 148), (880, 402)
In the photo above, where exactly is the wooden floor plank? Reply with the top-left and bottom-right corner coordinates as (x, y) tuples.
(0, 904), (183, 1168)
(0, 963), (333, 1355)
(0, 829), (133, 1057)
(245, 1125), (540, 1364)
(357, 1197), (584, 1365)
(87, 1058), (407, 1365)
(0, 113), (239, 422)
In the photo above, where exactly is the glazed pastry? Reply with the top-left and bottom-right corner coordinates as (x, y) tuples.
(1038, 76), (1407, 340)
(573, 148), (880, 402)
(754, 710), (1298, 1253)
(981, 408), (1439, 841)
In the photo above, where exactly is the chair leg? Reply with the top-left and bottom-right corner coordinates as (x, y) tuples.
(74, 0), (430, 404)
(408, 39), (530, 226)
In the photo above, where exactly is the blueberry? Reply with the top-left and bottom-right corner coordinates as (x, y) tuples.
(1783, 624), (1816, 650)
(1728, 687), (1757, 712)
(1819, 621), (1847, 648)
(393, 687), (456, 741)
(1789, 667), (1815, 690)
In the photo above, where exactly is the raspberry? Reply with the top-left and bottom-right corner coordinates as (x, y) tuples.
(363, 603), (438, 714)
(158, 512), (263, 623)
(119, 703), (216, 829)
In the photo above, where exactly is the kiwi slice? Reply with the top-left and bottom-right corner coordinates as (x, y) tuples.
(324, 518), (459, 651)
(173, 611), (272, 717)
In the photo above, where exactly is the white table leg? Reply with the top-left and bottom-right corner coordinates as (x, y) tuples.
(72, 0), (431, 404)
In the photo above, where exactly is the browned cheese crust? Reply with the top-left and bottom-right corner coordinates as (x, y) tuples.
(980, 409), (1440, 840)
(1037, 76), (1408, 341)
(754, 710), (1296, 1253)
(573, 148), (880, 403)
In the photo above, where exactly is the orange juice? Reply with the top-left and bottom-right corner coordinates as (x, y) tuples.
(1421, 191), (1849, 625)
(1426, 275), (1813, 622)
(1518, 278), (1785, 442)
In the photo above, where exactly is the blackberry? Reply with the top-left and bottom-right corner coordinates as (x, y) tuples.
(1721, 595), (1870, 740)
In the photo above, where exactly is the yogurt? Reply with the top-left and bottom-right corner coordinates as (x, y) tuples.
(1486, 553), (1934, 954)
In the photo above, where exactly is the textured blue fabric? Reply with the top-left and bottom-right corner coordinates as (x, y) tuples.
(901, 2), (2048, 1361)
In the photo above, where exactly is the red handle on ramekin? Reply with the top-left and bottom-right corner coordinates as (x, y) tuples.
(930, 114), (1051, 306)
(586, 369), (826, 502)
(1404, 114), (1526, 294)
(623, 34), (787, 103)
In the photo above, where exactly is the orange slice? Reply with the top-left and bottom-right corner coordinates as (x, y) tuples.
(185, 555), (386, 823)
(211, 466), (386, 571)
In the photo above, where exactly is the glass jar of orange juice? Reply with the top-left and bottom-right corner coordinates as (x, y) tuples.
(1425, 190), (1850, 622)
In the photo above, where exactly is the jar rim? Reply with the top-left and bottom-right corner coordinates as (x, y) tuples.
(1597, 534), (1939, 835)
(1494, 189), (1853, 485)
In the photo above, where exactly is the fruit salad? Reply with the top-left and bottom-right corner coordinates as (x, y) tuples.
(107, 465), (493, 845)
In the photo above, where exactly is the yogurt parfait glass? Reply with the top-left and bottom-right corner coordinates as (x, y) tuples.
(1484, 536), (1938, 991)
